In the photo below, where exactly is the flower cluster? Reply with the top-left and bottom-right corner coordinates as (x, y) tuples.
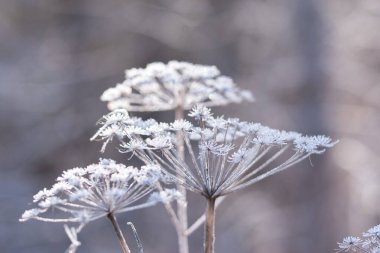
(21, 58), (339, 253)
(20, 159), (179, 224)
(92, 106), (337, 198)
(100, 61), (254, 111)
(337, 225), (380, 253)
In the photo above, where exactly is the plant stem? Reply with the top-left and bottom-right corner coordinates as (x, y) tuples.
(205, 197), (216, 253)
(108, 213), (131, 253)
(175, 105), (189, 253)
(185, 196), (225, 236)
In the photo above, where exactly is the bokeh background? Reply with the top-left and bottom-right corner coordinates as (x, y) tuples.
(1, 0), (380, 252)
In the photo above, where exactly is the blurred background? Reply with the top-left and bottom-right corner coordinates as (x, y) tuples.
(1, 0), (380, 252)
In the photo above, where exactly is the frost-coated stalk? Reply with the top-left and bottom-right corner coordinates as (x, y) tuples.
(205, 197), (216, 253)
(175, 105), (189, 253)
(108, 213), (131, 253)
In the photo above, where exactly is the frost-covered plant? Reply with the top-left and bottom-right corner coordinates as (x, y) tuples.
(21, 60), (336, 253)
(100, 61), (254, 112)
(92, 106), (337, 253)
(20, 159), (179, 253)
(98, 61), (254, 253)
(337, 225), (380, 253)
(93, 106), (336, 197)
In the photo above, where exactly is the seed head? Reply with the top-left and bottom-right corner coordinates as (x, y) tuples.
(20, 159), (179, 224)
(93, 106), (337, 198)
(100, 61), (254, 112)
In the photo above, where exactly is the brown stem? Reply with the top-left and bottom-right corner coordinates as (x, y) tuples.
(175, 105), (189, 253)
(108, 213), (131, 253)
(205, 197), (216, 253)
(185, 196), (225, 236)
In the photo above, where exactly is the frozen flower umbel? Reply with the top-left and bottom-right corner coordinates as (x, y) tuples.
(100, 61), (254, 112)
(93, 106), (337, 198)
(92, 105), (337, 253)
(337, 224), (380, 253)
(20, 159), (180, 253)
(99, 61), (254, 253)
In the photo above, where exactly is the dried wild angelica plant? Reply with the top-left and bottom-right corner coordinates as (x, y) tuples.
(337, 225), (380, 253)
(98, 61), (254, 253)
(20, 60), (336, 253)
(20, 159), (179, 253)
(100, 61), (254, 112)
(92, 105), (337, 253)
(93, 107), (337, 197)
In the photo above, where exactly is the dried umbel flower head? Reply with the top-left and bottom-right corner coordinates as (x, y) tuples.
(337, 224), (380, 253)
(90, 109), (157, 152)
(20, 159), (179, 224)
(337, 237), (363, 252)
(92, 106), (337, 199)
(100, 61), (254, 112)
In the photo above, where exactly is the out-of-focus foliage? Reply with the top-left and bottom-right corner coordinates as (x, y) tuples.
(1, 0), (380, 253)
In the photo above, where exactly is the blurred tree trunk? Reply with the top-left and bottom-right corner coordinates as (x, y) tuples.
(290, 0), (340, 252)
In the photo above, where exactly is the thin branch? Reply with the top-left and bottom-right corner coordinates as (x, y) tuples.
(175, 104), (190, 253)
(127, 222), (144, 253)
(156, 183), (182, 232)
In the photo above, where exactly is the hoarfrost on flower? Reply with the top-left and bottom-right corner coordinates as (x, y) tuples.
(228, 148), (249, 163)
(336, 224), (380, 252)
(120, 139), (147, 154)
(294, 135), (339, 154)
(100, 61), (254, 112)
(171, 119), (193, 131)
(149, 189), (183, 204)
(188, 105), (213, 121)
(92, 106), (337, 198)
(146, 135), (174, 149)
(337, 236), (362, 252)
(20, 159), (178, 224)
(364, 225), (380, 238)
(199, 140), (234, 156)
